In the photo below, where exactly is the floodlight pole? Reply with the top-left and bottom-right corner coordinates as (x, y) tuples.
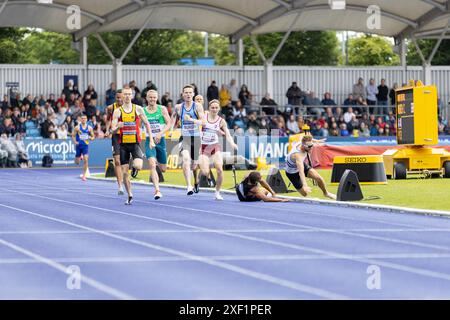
(0, 0), (8, 16)
(251, 13), (301, 97)
(399, 38), (407, 83)
(236, 38), (244, 67)
(80, 37), (88, 92)
(410, 17), (450, 85)
(94, 10), (153, 88)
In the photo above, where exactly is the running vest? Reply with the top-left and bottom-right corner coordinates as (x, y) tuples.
(119, 104), (141, 144)
(76, 124), (91, 146)
(107, 102), (121, 121)
(285, 144), (307, 174)
(237, 178), (257, 200)
(144, 105), (165, 136)
(201, 113), (222, 145)
(180, 102), (200, 137)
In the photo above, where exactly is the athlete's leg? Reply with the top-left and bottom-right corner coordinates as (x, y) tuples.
(307, 169), (336, 199)
(213, 152), (224, 200)
(198, 154), (210, 179)
(75, 157), (81, 165)
(156, 139), (168, 173)
(122, 163), (131, 196)
(149, 157), (160, 190)
(132, 158), (143, 170)
(113, 154), (123, 188)
(214, 153), (223, 191)
(181, 149), (193, 193)
(82, 154), (89, 180)
(285, 171), (307, 197)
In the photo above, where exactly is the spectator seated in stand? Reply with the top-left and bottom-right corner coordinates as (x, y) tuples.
(0, 133), (19, 167)
(303, 91), (323, 118)
(260, 93), (278, 115)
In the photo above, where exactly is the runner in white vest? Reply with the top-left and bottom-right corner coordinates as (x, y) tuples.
(197, 99), (237, 200)
(285, 135), (336, 200)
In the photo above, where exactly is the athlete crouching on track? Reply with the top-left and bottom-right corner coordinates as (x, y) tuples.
(284, 135), (336, 200)
(236, 171), (290, 203)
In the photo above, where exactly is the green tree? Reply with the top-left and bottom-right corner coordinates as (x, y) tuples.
(88, 30), (186, 65)
(347, 34), (399, 66)
(244, 31), (340, 65)
(406, 39), (450, 65)
(18, 30), (79, 64)
(0, 27), (27, 63)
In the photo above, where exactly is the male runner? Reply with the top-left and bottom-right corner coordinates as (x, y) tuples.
(144, 90), (172, 200)
(105, 90), (125, 195)
(194, 94), (204, 107)
(196, 100), (237, 200)
(170, 85), (205, 195)
(236, 171), (289, 202)
(72, 114), (94, 181)
(111, 87), (155, 205)
(284, 135), (336, 199)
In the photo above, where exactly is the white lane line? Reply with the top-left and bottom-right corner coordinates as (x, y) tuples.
(3, 228), (450, 235)
(8, 184), (449, 253)
(0, 203), (347, 300)
(4, 177), (450, 253)
(0, 173), (434, 230)
(2, 252), (450, 265)
(5, 189), (450, 286)
(0, 237), (136, 300)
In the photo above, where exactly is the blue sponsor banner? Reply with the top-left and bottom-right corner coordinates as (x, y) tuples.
(23, 136), (450, 168)
(24, 139), (112, 167)
(237, 136), (289, 165)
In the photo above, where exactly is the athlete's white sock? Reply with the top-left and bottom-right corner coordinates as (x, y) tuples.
(215, 191), (223, 201)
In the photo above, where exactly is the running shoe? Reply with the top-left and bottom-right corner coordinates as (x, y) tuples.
(125, 196), (133, 205)
(154, 190), (162, 200)
(131, 167), (139, 178)
(215, 192), (223, 201)
(194, 183), (200, 193)
(118, 186), (125, 196)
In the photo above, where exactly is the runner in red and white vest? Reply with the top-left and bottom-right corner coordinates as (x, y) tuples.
(198, 99), (237, 200)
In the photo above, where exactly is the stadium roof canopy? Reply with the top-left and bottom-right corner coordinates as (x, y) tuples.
(2, 0), (449, 89)
(0, 0), (449, 42)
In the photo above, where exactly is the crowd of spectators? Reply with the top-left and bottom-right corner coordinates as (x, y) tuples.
(1, 77), (449, 144)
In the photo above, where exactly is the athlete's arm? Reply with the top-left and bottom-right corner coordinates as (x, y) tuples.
(184, 114), (204, 126)
(195, 102), (205, 120)
(105, 105), (113, 137)
(312, 138), (326, 145)
(89, 126), (95, 141)
(111, 108), (123, 133)
(220, 119), (237, 150)
(259, 179), (277, 197)
(160, 106), (172, 135)
(137, 106), (155, 148)
(71, 126), (79, 145)
(251, 186), (289, 203)
(295, 153), (312, 194)
(169, 104), (181, 136)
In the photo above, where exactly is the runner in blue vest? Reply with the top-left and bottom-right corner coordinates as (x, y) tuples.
(72, 114), (94, 181)
(170, 85), (205, 195)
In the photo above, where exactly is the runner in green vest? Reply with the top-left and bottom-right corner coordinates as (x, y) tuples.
(144, 90), (172, 200)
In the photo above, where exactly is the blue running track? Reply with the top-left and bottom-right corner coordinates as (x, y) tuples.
(1, 168), (450, 299)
